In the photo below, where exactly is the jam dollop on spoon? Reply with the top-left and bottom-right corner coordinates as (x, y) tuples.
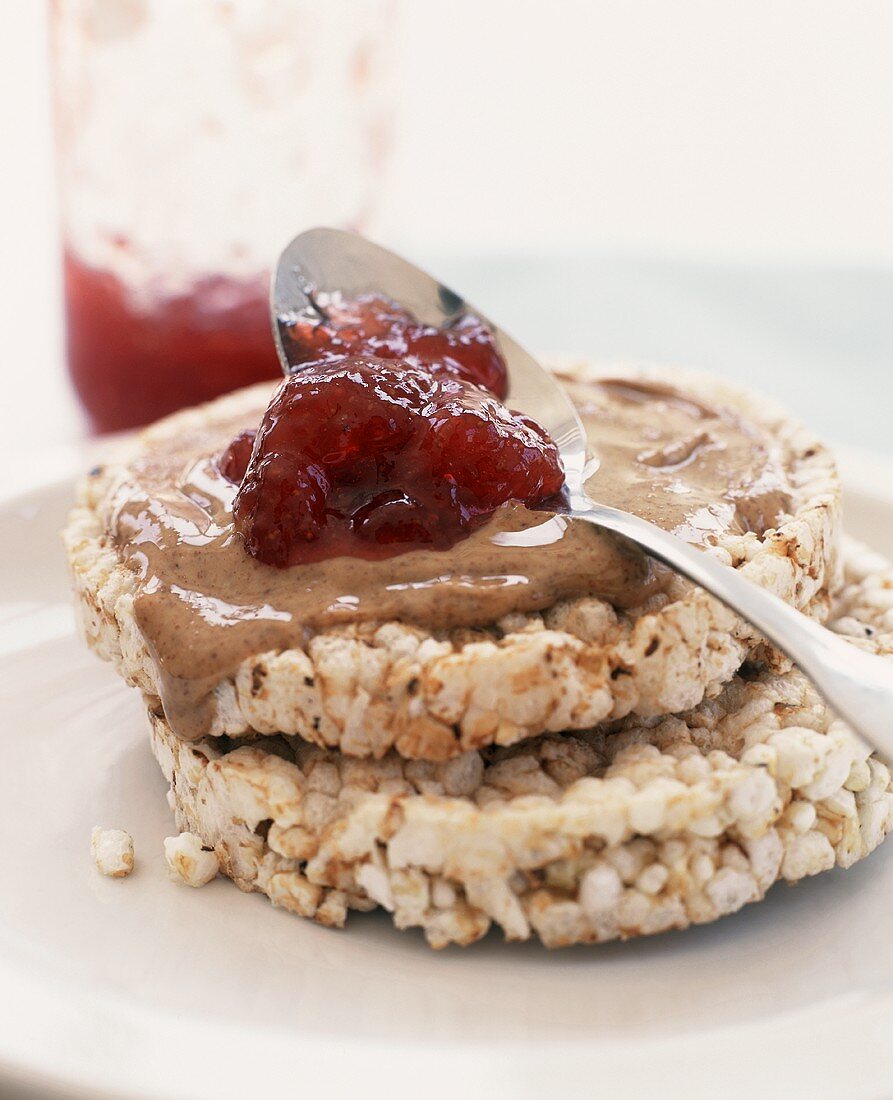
(222, 356), (563, 567)
(220, 292), (564, 566)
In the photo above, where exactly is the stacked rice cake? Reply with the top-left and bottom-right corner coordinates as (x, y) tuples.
(66, 362), (889, 948)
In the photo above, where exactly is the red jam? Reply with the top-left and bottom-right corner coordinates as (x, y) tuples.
(218, 428), (257, 484)
(281, 291), (509, 398)
(64, 252), (281, 433)
(225, 358), (564, 567)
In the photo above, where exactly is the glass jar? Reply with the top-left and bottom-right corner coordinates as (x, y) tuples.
(51, 0), (396, 432)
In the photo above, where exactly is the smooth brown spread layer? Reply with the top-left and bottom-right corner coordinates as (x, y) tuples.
(108, 375), (793, 739)
(573, 378), (793, 542)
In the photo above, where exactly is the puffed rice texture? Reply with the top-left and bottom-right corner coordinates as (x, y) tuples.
(150, 540), (893, 948)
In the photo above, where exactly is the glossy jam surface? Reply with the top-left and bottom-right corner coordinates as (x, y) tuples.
(281, 291), (509, 398)
(218, 428), (257, 484)
(64, 252), (281, 433)
(226, 358), (564, 567)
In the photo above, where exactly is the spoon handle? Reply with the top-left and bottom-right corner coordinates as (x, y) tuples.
(573, 498), (893, 756)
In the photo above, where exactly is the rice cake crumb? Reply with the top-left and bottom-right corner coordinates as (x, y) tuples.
(164, 832), (220, 888)
(91, 826), (134, 878)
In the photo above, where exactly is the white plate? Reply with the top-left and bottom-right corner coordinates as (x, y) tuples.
(3, 454), (893, 1100)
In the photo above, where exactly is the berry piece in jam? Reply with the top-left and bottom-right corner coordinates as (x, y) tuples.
(218, 429), (256, 483)
(229, 357), (564, 567)
(281, 292), (509, 399)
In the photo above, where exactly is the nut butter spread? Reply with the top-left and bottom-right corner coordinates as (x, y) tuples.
(109, 376), (793, 739)
(572, 378), (793, 541)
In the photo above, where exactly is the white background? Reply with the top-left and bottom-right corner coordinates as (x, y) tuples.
(388, 0), (893, 264)
(0, 0), (891, 474)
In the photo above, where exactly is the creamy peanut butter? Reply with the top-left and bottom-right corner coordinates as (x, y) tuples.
(109, 375), (793, 739)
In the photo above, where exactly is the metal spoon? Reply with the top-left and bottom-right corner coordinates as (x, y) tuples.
(272, 227), (893, 755)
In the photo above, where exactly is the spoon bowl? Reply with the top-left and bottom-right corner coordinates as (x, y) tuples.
(271, 227), (589, 487)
